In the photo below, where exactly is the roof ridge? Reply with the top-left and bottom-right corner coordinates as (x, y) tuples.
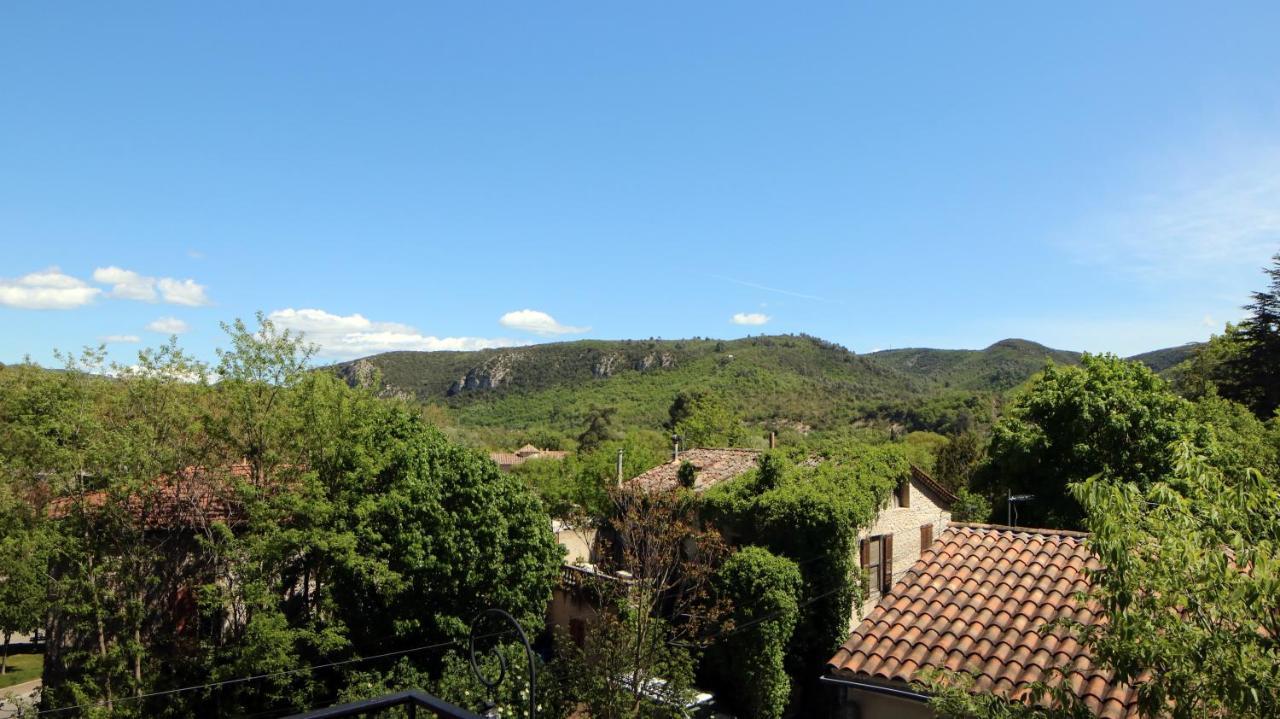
(948, 521), (1090, 539)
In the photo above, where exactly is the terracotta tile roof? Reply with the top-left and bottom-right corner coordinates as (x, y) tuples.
(910, 465), (958, 506)
(626, 448), (762, 492)
(47, 462), (257, 529)
(490, 447), (568, 469)
(828, 523), (1138, 718)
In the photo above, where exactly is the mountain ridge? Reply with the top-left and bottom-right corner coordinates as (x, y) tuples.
(332, 335), (1204, 442)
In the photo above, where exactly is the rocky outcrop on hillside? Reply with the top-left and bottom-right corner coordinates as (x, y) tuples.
(634, 352), (676, 371)
(338, 359), (380, 389)
(448, 353), (519, 395)
(592, 352), (621, 378)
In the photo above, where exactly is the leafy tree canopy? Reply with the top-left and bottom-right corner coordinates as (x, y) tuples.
(977, 355), (1196, 529)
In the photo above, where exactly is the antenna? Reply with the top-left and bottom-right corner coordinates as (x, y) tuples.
(1007, 492), (1035, 527)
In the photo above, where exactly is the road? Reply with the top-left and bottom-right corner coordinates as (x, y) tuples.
(0, 678), (40, 719)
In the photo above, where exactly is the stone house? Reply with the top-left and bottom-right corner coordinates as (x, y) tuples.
(855, 466), (955, 623)
(623, 447), (955, 628)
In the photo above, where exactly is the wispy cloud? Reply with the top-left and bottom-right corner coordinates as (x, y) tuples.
(1066, 146), (1280, 279)
(270, 308), (524, 359)
(730, 312), (770, 326)
(710, 274), (829, 302)
(92, 266), (211, 306)
(146, 316), (190, 334)
(0, 267), (101, 309)
(498, 309), (590, 336)
(101, 334), (141, 344)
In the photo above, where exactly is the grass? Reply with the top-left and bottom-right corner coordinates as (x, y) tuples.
(0, 651), (42, 689)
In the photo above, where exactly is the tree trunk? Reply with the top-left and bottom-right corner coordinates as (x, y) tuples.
(2, 631), (10, 674)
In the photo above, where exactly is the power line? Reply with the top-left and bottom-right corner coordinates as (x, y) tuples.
(718, 583), (847, 639)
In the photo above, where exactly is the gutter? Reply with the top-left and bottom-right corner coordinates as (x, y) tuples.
(820, 674), (932, 703)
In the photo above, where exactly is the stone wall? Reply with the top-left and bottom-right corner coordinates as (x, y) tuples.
(854, 477), (952, 623)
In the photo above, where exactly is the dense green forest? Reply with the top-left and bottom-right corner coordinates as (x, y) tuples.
(333, 335), (1198, 449)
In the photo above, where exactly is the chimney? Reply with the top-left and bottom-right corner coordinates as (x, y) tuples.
(671, 434), (681, 462)
(769, 431), (777, 449)
(616, 449), (625, 485)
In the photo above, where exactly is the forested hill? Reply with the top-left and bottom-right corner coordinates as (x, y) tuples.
(334, 335), (1192, 442)
(866, 339), (1083, 391)
(1126, 342), (1206, 372)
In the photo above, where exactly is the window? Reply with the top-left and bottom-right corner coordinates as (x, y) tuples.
(920, 523), (934, 555)
(895, 480), (911, 508)
(860, 534), (894, 594)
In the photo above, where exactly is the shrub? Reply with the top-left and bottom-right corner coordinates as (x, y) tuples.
(713, 547), (803, 719)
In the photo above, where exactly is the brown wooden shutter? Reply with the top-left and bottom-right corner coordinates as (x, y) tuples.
(920, 524), (933, 555)
(899, 480), (910, 508)
(880, 534), (893, 593)
(859, 538), (870, 568)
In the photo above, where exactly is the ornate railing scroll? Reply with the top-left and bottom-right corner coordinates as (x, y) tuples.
(468, 607), (537, 719)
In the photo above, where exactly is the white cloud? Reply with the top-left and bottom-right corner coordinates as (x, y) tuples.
(101, 334), (141, 344)
(158, 277), (210, 306)
(269, 308), (523, 359)
(147, 316), (190, 334)
(90, 266), (210, 306)
(0, 267), (101, 309)
(498, 309), (590, 336)
(1066, 145), (1280, 279)
(93, 266), (157, 301)
(731, 312), (771, 326)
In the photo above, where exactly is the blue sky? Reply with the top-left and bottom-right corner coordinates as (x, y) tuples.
(3, 2), (1279, 364)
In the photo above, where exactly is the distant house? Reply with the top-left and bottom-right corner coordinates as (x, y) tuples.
(825, 523), (1138, 719)
(43, 462), (272, 701)
(624, 447), (955, 628)
(489, 444), (568, 472)
(626, 447), (763, 492)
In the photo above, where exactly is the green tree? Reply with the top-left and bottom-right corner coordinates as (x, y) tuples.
(1168, 323), (1248, 401)
(556, 486), (728, 718)
(712, 547), (802, 719)
(1189, 393), (1277, 477)
(327, 405), (563, 649)
(1222, 252), (1280, 418)
(578, 406), (620, 453)
(666, 391), (744, 448)
(977, 355), (1194, 529)
(949, 487), (991, 523)
(933, 432), (985, 493)
(0, 501), (45, 674)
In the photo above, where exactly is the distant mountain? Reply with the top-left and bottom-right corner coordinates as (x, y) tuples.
(333, 335), (1200, 440)
(1127, 342), (1206, 373)
(337, 335), (925, 434)
(866, 339), (1082, 392)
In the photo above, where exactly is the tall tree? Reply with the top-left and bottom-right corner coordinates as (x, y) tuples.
(577, 406), (620, 453)
(556, 486), (728, 718)
(933, 432), (985, 493)
(665, 390), (744, 448)
(1222, 252), (1280, 418)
